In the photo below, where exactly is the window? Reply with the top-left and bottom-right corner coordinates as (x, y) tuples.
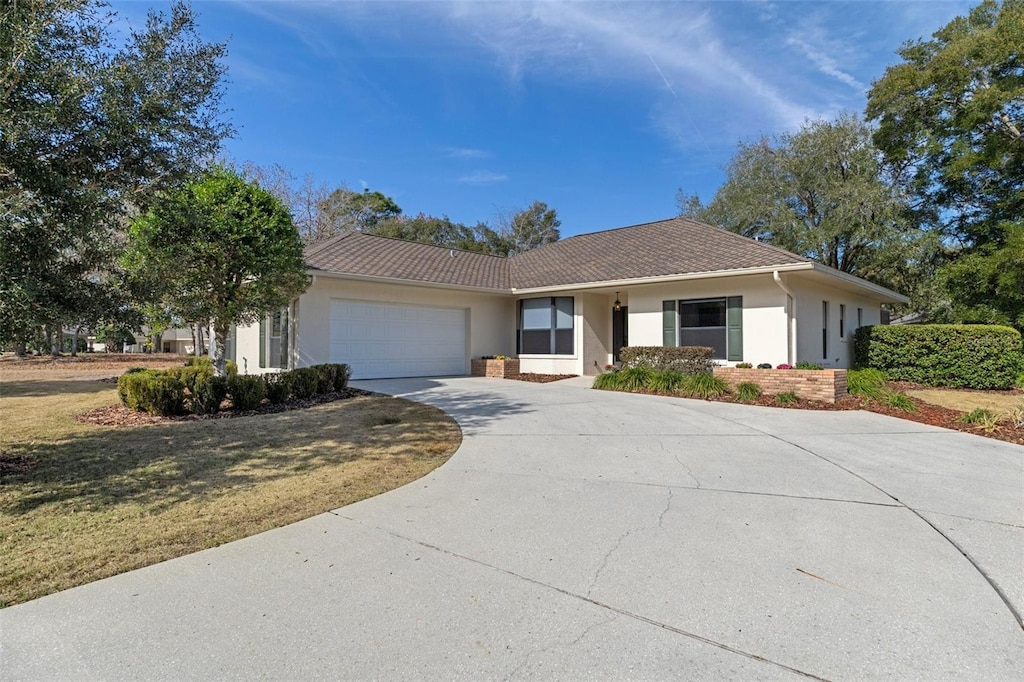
(260, 309), (289, 368)
(677, 297), (742, 360)
(518, 297), (574, 355)
(839, 304), (846, 339)
(822, 300), (829, 359)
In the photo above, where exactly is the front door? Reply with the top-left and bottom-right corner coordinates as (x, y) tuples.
(612, 306), (628, 363)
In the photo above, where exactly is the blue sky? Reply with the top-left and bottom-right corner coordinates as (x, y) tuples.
(112, 0), (974, 237)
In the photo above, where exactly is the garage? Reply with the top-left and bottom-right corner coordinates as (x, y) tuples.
(328, 300), (468, 379)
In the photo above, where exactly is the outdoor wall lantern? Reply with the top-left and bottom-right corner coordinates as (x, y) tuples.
(613, 292), (622, 312)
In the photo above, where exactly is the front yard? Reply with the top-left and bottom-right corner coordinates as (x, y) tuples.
(0, 355), (460, 606)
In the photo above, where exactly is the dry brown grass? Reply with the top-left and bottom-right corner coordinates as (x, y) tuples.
(0, 356), (460, 606)
(905, 388), (1024, 418)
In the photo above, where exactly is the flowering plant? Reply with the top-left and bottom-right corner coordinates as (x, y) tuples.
(776, 363), (794, 370)
(757, 363), (773, 369)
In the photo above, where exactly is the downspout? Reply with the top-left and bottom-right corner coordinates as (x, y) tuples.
(773, 271), (797, 365)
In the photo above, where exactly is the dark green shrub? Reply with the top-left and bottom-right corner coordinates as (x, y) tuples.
(228, 374), (267, 411)
(735, 362), (753, 369)
(680, 373), (729, 399)
(331, 363), (351, 391)
(310, 364), (339, 394)
(124, 372), (186, 416)
(614, 366), (657, 392)
(592, 372), (621, 390)
(735, 381), (762, 402)
(795, 361), (824, 370)
(288, 367), (320, 400)
(619, 346), (714, 374)
(117, 367), (149, 406)
(884, 391), (917, 413)
(192, 375), (228, 415)
(757, 363), (773, 369)
(264, 373), (293, 404)
(853, 324), (1024, 389)
(184, 355), (238, 377)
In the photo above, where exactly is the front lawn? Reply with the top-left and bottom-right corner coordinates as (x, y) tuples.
(0, 356), (460, 606)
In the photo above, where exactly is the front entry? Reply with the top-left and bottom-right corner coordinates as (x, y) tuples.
(612, 306), (628, 363)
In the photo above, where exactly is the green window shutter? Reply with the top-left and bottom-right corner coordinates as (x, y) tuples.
(228, 324), (237, 361)
(726, 296), (743, 361)
(280, 308), (289, 368)
(662, 300), (676, 346)
(258, 318), (266, 368)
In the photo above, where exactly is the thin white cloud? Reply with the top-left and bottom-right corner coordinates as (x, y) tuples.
(785, 36), (866, 92)
(444, 147), (490, 160)
(458, 170), (509, 185)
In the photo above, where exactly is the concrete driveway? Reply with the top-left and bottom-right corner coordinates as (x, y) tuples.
(3, 377), (1022, 680)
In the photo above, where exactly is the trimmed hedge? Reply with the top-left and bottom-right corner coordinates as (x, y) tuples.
(117, 362), (353, 415)
(853, 324), (1023, 389)
(619, 346), (714, 374)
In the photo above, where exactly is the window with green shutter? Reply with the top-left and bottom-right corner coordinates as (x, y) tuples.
(676, 296), (743, 360)
(726, 296), (743, 361)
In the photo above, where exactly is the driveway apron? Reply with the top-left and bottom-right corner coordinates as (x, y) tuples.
(2, 377), (1022, 680)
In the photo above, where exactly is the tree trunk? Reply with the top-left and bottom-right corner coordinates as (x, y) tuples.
(212, 320), (229, 377)
(14, 342), (26, 357)
(71, 328), (80, 357)
(47, 324), (59, 356)
(192, 324), (204, 357)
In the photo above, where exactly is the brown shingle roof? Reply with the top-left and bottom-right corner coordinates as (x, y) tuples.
(509, 217), (810, 289)
(305, 231), (510, 290)
(304, 218), (810, 291)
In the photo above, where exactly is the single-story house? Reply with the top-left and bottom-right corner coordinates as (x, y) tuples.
(232, 217), (908, 379)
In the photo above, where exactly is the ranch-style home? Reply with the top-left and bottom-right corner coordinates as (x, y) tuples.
(232, 217), (908, 380)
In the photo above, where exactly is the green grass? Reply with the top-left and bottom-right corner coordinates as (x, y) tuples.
(884, 391), (917, 413)
(775, 391), (798, 405)
(847, 368), (888, 400)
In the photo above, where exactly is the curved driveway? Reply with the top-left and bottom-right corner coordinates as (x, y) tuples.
(3, 377), (1023, 680)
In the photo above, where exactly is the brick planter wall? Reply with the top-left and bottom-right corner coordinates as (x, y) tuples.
(713, 367), (848, 403)
(471, 359), (520, 378)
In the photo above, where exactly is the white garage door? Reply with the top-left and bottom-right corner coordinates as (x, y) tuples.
(329, 300), (467, 379)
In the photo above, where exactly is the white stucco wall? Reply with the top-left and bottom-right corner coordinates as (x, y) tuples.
(625, 274), (791, 367)
(293, 275), (515, 373)
(788, 278), (883, 368)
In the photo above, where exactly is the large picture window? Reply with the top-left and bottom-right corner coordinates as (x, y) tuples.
(519, 297), (574, 355)
(676, 296), (743, 361)
(679, 299), (727, 358)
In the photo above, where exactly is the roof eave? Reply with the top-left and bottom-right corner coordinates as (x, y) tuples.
(805, 263), (910, 304)
(510, 263), (816, 295)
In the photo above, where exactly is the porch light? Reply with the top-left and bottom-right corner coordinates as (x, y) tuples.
(613, 292), (622, 312)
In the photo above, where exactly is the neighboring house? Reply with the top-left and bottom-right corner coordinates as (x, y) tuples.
(234, 217), (908, 379)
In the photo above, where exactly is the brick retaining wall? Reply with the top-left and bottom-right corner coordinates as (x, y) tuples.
(713, 367), (847, 403)
(471, 359), (520, 378)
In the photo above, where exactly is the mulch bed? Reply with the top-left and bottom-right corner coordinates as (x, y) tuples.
(77, 386), (377, 427)
(506, 373), (578, 383)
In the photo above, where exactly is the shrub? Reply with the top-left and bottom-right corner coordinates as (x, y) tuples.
(184, 355), (238, 377)
(775, 391), (798, 405)
(619, 346), (714, 374)
(735, 381), (762, 402)
(264, 372), (293, 404)
(288, 367), (320, 400)
(192, 375), (228, 415)
(884, 391), (917, 413)
(776, 363), (793, 370)
(117, 367), (149, 406)
(228, 375), (266, 411)
(331, 363), (351, 391)
(959, 407), (1000, 432)
(1017, 372), (1024, 390)
(592, 372), (620, 390)
(1008, 402), (1024, 429)
(735, 362), (753, 369)
(310, 364), (337, 393)
(120, 371), (186, 416)
(853, 324), (1023, 389)
(681, 373), (729, 399)
(795, 361), (824, 370)
(648, 370), (687, 394)
(614, 366), (656, 392)
(757, 363), (773, 369)
(847, 368), (888, 400)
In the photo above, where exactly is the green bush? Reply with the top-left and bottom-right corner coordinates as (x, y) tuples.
(681, 373), (729, 399)
(795, 361), (824, 370)
(853, 324), (1023, 389)
(884, 391), (917, 413)
(184, 355), (238, 377)
(647, 370), (687, 394)
(288, 367), (320, 400)
(735, 362), (753, 369)
(192, 375), (228, 415)
(775, 391), (798, 405)
(847, 368), (888, 400)
(592, 372), (620, 390)
(735, 381), (762, 402)
(614, 366), (657, 392)
(619, 346), (714, 374)
(120, 371), (186, 416)
(117, 367), (149, 407)
(309, 363), (351, 393)
(332, 363), (351, 391)
(264, 372), (293, 404)
(959, 407), (1000, 431)
(228, 375), (266, 411)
